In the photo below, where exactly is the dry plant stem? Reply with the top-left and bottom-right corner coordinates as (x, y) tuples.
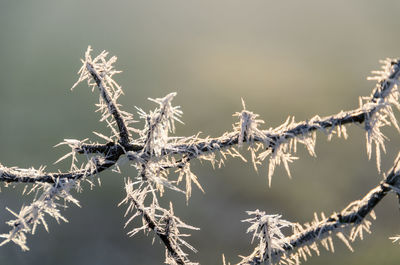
(76, 109), (364, 156)
(127, 194), (186, 265)
(1, 47), (400, 265)
(86, 62), (131, 146)
(239, 153), (400, 265)
(0, 137), (122, 184)
(2, 60), (398, 184)
(77, 60), (400, 160)
(0, 61), (132, 184)
(0, 99), (375, 183)
(0, 105), (363, 184)
(0, 57), (399, 184)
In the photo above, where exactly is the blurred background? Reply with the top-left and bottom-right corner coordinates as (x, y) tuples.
(1, 0), (400, 264)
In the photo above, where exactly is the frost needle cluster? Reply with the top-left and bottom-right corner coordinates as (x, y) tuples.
(1, 48), (400, 265)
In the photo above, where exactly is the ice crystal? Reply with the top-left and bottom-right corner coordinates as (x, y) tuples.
(72, 46), (135, 141)
(137, 93), (183, 156)
(2, 47), (400, 265)
(390, 235), (400, 244)
(177, 163), (204, 203)
(234, 99), (266, 147)
(242, 210), (293, 264)
(364, 58), (400, 171)
(120, 179), (199, 264)
(0, 179), (79, 251)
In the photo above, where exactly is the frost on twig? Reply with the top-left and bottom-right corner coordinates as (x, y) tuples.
(240, 211), (293, 265)
(238, 151), (400, 265)
(0, 179), (79, 251)
(234, 99), (267, 148)
(136, 92), (183, 157)
(363, 58), (400, 172)
(72, 46), (135, 145)
(119, 179), (199, 265)
(1, 48), (400, 265)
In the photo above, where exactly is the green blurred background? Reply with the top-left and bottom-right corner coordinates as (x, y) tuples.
(1, 0), (400, 264)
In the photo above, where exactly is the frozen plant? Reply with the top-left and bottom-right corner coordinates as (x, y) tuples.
(1, 47), (400, 264)
(240, 211), (293, 265)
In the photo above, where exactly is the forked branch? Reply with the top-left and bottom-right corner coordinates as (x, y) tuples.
(1, 48), (400, 265)
(1, 59), (400, 185)
(237, 152), (400, 265)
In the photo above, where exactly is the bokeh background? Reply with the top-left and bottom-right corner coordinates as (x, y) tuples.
(1, 1), (400, 264)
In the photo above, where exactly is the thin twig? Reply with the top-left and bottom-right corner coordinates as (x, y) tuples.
(86, 62), (131, 146)
(0, 150), (121, 183)
(238, 152), (400, 264)
(127, 193), (186, 265)
(73, 60), (400, 163)
(0, 75), (398, 184)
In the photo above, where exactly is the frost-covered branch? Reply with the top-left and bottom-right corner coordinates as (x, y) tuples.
(72, 46), (135, 146)
(85, 61), (131, 145)
(120, 179), (199, 265)
(71, 58), (400, 186)
(0, 150), (120, 184)
(239, 211), (293, 265)
(237, 152), (400, 265)
(0, 46), (136, 252)
(1, 47), (400, 265)
(2, 59), (398, 186)
(0, 178), (80, 251)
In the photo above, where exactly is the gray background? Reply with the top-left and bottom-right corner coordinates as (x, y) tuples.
(0, 1), (400, 264)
